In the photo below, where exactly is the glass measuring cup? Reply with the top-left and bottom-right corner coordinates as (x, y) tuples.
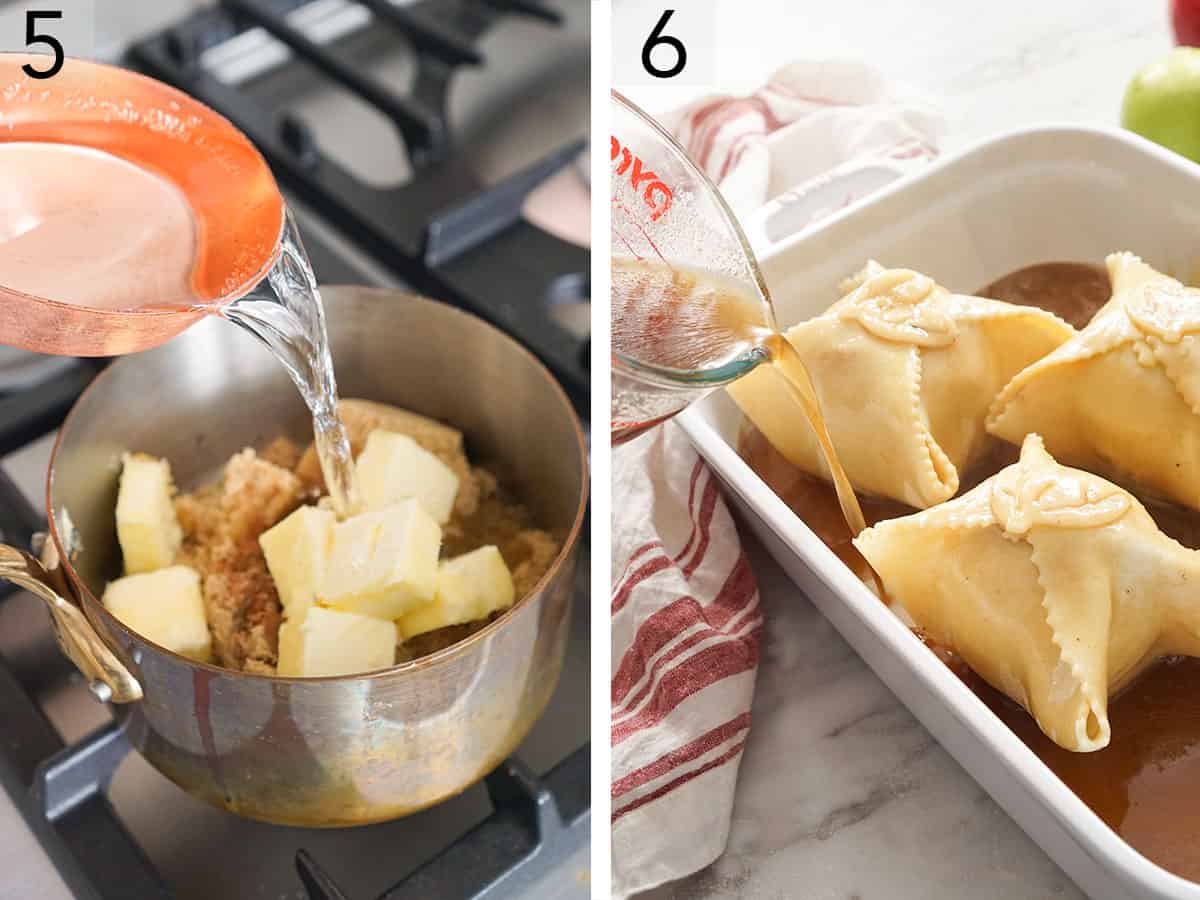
(0, 53), (285, 356)
(611, 89), (776, 444)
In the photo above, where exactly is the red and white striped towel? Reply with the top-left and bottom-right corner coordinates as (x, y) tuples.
(611, 424), (762, 898)
(657, 59), (943, 218)
(611, 61), (943, 898)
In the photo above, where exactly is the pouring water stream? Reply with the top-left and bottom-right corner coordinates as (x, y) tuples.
(220, 210), (363, 519)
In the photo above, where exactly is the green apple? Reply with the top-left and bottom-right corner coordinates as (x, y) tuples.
(1123, 47), (1200, 162)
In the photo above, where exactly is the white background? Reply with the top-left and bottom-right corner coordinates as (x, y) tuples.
(612, 2), (717, 87)
(0, 1), (95, 60)
(613, 0), (1171, 152)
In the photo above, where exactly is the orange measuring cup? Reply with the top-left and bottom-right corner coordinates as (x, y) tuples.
(0, 53), (284, 356)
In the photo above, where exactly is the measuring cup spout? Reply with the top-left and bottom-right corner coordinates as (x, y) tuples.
(0, 544), (142, 704)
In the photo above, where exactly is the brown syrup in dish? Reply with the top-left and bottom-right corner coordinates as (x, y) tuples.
(737, 261), (1200, 883)
(981, 261), (1112, 329)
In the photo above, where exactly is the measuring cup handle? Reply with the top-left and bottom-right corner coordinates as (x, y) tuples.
(0, 544), (143, 704)
(740, 159), (911, 256)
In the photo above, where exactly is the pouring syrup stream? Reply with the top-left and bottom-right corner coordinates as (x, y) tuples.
(612, 257), (867, 536)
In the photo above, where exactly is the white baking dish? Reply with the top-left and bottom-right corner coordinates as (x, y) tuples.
(676, 124), (1200, 900)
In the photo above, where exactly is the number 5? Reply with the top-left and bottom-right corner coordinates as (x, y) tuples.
(642, 10), (686, 79)
(23, 11), (65, 80)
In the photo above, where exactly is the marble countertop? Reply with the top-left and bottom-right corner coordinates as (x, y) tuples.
(625, 2), (1173, 897)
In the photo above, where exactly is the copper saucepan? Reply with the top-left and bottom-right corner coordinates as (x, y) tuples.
(0, 288), (588, 826)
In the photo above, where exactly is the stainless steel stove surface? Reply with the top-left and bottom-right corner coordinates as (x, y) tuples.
(0, 1), (591, 897)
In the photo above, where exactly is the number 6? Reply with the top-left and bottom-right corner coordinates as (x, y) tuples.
(23, 11), (65, 80)
(642, 10), (686, 79)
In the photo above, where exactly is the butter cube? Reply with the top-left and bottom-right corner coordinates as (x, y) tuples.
(102, 565), (211, 662)
(399, 545), (515, 640)
(318, 499), (441, 620)
(258, 505), (335, 619)
(277, 606), (397, 677)
(116, 452), (183, 574)
(357, 429), (460, 524)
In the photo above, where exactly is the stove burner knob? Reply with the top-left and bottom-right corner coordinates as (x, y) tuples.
(279, 114), (320, 170)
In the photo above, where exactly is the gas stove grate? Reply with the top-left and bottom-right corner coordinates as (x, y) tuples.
(13, 708), (589, 900)
(1, 678), (589, 900)
(0, 361), (104, 459)
(0, 677), (169, 900)
(297, 749), (589, 900)
(0, 468), (170, 900)
(128, 0), (590, 411)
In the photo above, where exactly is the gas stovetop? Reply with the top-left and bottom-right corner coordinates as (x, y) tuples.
(129, 0), (590, 407)
(0, 2), (591, 898)
(0, 0), (590, 451)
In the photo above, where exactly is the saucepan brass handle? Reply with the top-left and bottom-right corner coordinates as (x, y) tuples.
(0, 545), (143, 703)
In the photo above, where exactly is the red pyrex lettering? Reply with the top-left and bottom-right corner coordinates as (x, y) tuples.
(611, 136), (673, 221)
